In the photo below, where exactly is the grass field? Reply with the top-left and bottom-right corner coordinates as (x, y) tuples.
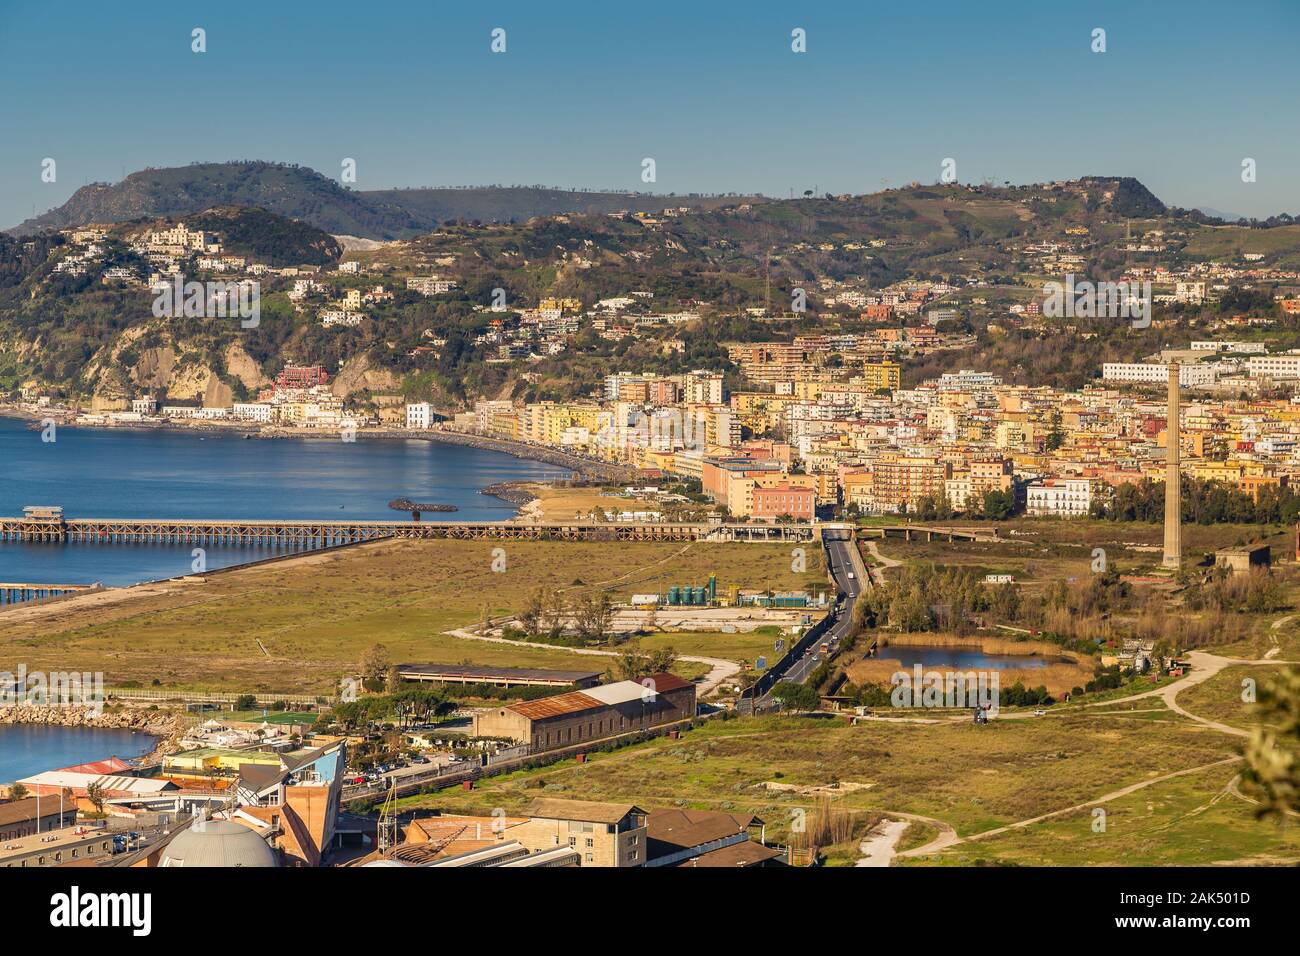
(1, 538), (825, 693)
(637, 627), (786, 678)
(396, 700), (1294, 865)
(918, 762), (1300, 866)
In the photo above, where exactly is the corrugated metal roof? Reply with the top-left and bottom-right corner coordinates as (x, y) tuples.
(507, 673), (693, 720)
(18, 771), (175, 793)
(509, 690), (604, 720)
(54, 757), (134, 775)
(580, 681), (649, 706)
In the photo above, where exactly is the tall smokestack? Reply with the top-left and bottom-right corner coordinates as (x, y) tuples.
(1163, 363), (1182, 570)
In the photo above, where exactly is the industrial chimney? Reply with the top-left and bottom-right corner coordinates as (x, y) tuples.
(1163, 363), (1182, 570)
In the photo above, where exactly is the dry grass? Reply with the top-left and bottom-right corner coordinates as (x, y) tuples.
(1, 537), (823, 693)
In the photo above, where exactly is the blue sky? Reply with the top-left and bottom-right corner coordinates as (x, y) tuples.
(2, 0), (1297, 228)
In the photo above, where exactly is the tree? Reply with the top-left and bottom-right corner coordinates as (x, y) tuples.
(8, 783), (28, 800)
(541, 593), (569, 641)
(234, 693), (257, 710)
(979, 488), (1015, 520)
(574, 592), (613, 644)
(615, 642), (677, 681)
(1241, 667), (1300, 818)
(518, 588), (545, 638)
(1045, 409), (1065, 451)
(85, 781), (106, 816)
(771, 680), (820, 712)
(386, 664), (405, 692)
(361, 643), (391, 692)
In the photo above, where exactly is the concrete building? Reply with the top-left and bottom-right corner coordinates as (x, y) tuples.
(515, 798), (648, 867)
(405, 402), (433, 429)
(1025, 478), (1091, 517)
(0, 795), (77, 842)
(1215, 544), (1269, 574)
(750, 482), (816, 521)
(1103, 362), (1216, 387)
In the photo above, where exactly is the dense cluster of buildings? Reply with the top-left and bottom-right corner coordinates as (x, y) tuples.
(403, 336), (1300, 519)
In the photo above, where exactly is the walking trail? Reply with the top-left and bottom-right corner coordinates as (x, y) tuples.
(444, 626), (740, 695)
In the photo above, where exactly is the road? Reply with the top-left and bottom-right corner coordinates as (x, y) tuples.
(762, 533), (866, 690)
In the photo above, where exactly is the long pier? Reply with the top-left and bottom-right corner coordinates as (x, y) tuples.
(0, 582), (99, 604)
(0, 516), (822, 546)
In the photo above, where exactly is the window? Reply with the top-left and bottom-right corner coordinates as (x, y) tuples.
(585, 838), (593, 848)
(568, 837), (576, 847)
(586, 852), (593, 862)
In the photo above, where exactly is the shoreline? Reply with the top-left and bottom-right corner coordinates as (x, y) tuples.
(0, 705), (183, 781)
(0, 405), (630, 481)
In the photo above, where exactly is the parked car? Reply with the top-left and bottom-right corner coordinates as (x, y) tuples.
(409, 755), (430, 765)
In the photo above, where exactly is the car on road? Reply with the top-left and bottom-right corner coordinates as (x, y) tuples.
(409, 754), (430, 764)
(1033, 709), (1046, 716)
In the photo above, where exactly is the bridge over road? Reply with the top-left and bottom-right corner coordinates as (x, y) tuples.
(860, 524), (1000, 543)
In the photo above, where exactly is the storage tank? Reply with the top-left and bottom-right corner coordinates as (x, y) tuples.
(668, 586), (681, 605)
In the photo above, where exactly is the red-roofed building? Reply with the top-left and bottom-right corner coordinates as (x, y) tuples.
(54, 757), (134, 776)
(471, 674), (696, 750)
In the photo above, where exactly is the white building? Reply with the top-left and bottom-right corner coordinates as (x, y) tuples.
(320, 309), (365, 328)
(407, 276), (457, 296)
(131, 395), (157, 416)
(934, 369), (1003, 389)
(232, 402), (274, 423)
(1026, 478), (1091, 517)
(1247, 355), (1300, 380)
(405, 402), (433, 429)
(685, 371), (723, 405)
(1102, 363), (1216, 387)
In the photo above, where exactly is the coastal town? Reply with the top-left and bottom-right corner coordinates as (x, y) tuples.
(4, 5), (1300, 932)
(11, 206), (1300, 526)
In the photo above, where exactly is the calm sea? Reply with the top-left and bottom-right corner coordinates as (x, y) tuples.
(0, 724), (158, 783)
(0, 416), (568, 585)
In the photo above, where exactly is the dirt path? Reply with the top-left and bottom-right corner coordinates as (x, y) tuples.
(894, 648), (1300, 860)
(864, 540), (902, 573)
(897, 755), (1243, 859)
(856, 818), (910, 867)
(443, 627), (740, 695)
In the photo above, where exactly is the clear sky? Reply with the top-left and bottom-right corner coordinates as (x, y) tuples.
(2, 0), (1297, 229)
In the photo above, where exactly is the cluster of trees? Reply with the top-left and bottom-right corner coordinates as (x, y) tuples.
(857, 564), (1026, 635)
(1184, 567), (1288, 614)
(516, 588), (613, 645)
(329, 687), (455, 731)
(1092, 477), (1300, 525)
(613, 643), (678, 681)
(909, 487), (1017, 522)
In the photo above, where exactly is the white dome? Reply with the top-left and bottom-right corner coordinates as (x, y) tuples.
(160, 820), (279, 868)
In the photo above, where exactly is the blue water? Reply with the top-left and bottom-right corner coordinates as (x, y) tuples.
(0, 724), (158, 783)
(0, 417), (568, 585)
(878, 645), (1056, 670)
